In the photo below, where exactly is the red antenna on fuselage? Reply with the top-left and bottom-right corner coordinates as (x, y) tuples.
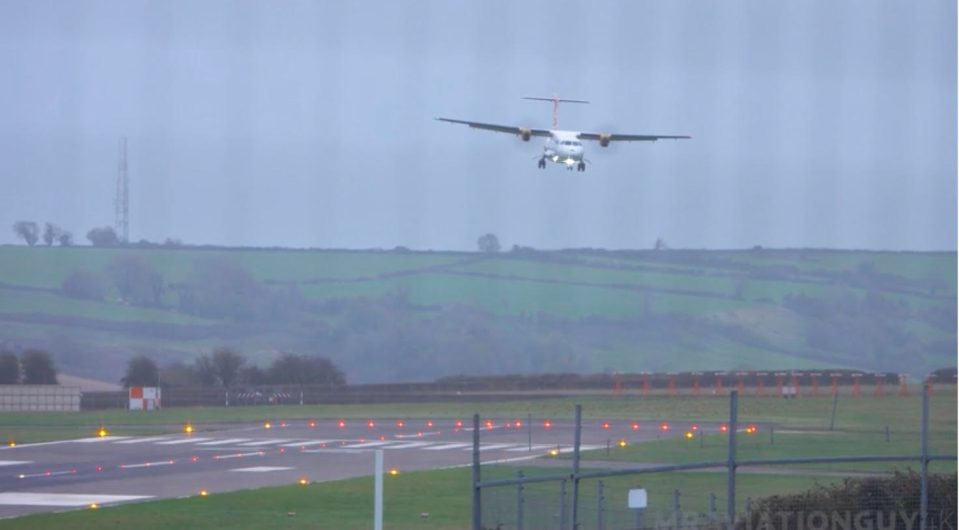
(522, 95), (590, 129)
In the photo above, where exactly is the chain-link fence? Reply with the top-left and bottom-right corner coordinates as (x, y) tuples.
(471, 388), (957, 530)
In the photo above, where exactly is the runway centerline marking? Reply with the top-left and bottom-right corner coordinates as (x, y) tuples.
(230, 466), (293, 472)
(386, 441), (433, 449)
(422, 443), (472, 451)
(74, 436), (133, 443)
(196, 438), (254, 446)
(114, 436), (175, 444)
(237, 439), (294, 446)
(155, 437), (213, 445)
(470, 444), (523, 451)
(340, 441), (392, 449)
(279, 440), (335, 448)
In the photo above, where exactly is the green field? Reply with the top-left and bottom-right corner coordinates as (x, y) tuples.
(0, 245), (954, 383)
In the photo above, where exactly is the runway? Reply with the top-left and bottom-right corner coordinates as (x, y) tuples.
(0, 417), (703, 518)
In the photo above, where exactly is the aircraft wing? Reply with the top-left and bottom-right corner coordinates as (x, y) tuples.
(435, 118), (551, 138)
(578, 132), (691, 142)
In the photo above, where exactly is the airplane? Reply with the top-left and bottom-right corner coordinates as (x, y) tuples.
(436, 96), (690, 171)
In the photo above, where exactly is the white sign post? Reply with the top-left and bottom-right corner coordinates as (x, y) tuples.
(374, 450), (383, 530)
(629, 488), (648, 529)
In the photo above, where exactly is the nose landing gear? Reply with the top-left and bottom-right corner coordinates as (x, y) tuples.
(537, 157), (546, 169)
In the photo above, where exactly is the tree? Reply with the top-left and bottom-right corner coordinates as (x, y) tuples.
(157, 362), (197, 387)
(107, 255), (163, 306)
(654, 237), (669, 250)
(192, 354), (217, 387)
(57, 231), (74, 247)
(87, 226), (120, 247)
(177, 259), (269, 320)
(0, 351), (19, 384)
(239, 365), (267, 386)
(210, 347), (245, 388)
(42, 223), (62, 246)
(477, 233), (500, 253)
(267, 353), (345, 386)
(61, 270), (106, 301)
(12, 221), (39, 246)
(20, 349), (57, 384)
(121, 355), (159, 388)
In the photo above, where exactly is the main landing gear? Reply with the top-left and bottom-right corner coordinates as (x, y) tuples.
(576, 161), (586, 172)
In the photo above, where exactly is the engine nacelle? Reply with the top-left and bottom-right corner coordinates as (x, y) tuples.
(518, 128), (532, 142)
(598, 133), (612, 147)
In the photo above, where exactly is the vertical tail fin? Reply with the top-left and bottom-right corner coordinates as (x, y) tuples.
(522, 95), (589, 128)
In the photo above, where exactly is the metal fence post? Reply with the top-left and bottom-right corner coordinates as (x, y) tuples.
(560, 478), (569, 530)
(597, 480), (605, 530)
(572, 404), (582, 530)
(710, 492), (717, 518)
(920, 385), (929, 530)
(472, 413), (481, 530)
(528, 412), (532, 452)
(828, 391), (838, 431)
(517, 470), (525, 530)
(727, 390), (739, 530)
(673, 489), (681, 526)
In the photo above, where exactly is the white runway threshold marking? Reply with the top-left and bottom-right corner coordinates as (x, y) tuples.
(0, 492), (152, 506)
(230, 466), (294, 473)
(0, 461), (31, 466)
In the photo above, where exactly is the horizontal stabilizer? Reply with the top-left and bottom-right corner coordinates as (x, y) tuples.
(522, 96), (590, 104)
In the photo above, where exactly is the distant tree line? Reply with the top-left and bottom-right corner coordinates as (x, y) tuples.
(0, 348), (58, 385)
(60, 255), (306, 321)
(12, 222), (73, 247)
(11, 221), (185, 249)
(122, 348), (345, 388)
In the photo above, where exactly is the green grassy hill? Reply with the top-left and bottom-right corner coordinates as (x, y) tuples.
(0, 245), (954, 383)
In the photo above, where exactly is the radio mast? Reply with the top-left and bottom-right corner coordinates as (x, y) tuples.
(114, 137), (129, 243)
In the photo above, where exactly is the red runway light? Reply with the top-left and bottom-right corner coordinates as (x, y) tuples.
(308, 420), (317, 428)
(454, 420), (463, 429)
(660, 423), (670, 432)
(602, 422), (610, 430)
(631, 422), (640, 431)
(426, 420), (434, 428)
(720, 424), (728, 433)
(514, 419), (522, 428)
(691, 424), (699, 431)
(95, 465), (103, 472)
(396, 420), (405, 429)
(337, 420), (346, 429)
(192, 456), (199, 463)
(484, 420), (493, 429)
(544, 420), (552, 429)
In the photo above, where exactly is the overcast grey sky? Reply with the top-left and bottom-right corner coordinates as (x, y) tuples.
(0, 0), (955, 251)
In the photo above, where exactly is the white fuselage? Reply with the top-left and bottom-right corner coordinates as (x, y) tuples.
(543, 131), (584, 166)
